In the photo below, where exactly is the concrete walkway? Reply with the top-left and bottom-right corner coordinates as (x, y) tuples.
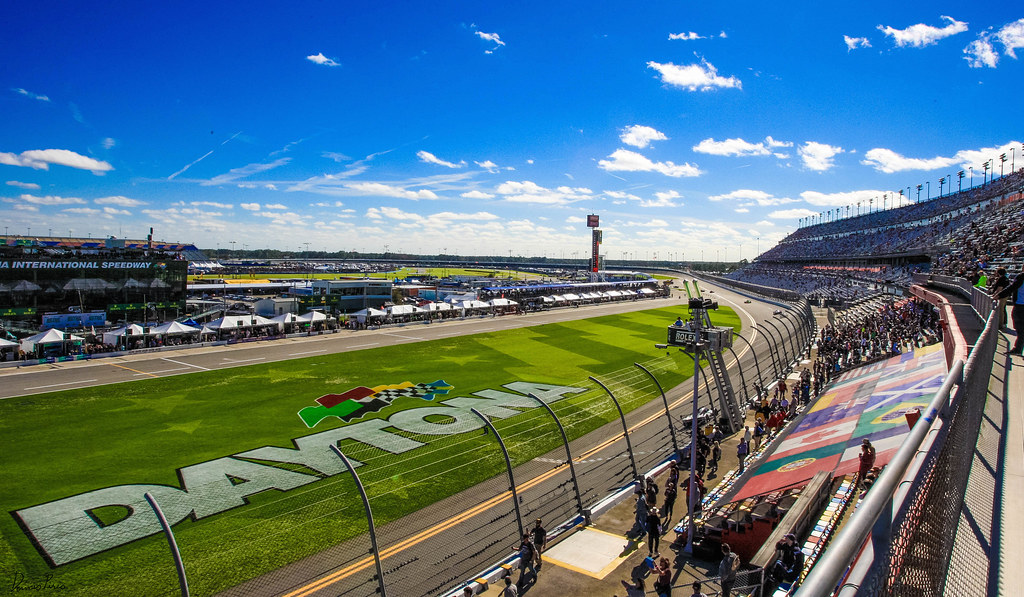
(947, 329), (1024, 596)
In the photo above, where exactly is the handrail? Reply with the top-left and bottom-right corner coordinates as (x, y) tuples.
(798, 358), (964, 595)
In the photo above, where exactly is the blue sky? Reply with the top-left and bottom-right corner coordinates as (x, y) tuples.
(2, 1), (1022, 261)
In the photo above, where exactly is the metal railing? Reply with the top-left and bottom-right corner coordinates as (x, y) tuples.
(801, 275), (1000, 596)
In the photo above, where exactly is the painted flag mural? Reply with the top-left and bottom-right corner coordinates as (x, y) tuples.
(298, 380), (454, 428)
(731, 344), (946, 501)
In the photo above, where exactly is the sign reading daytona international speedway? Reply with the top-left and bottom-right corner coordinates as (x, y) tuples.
(0, 260), (162, 269)
(14, 380), (586, 567)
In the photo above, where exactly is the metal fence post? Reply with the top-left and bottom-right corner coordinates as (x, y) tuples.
(526, 393), (585, 517)
(329, 445), (388, 597)
(763, 318), (792, 367)
(755, 324), (783, 378)
(588, 376), (640, 481)
(144, 492), (189, 597)
(633, 362), (680, 455)
(733, 332), (765, 389)
(470, 408), (526, 540)
(726, 345), (749, 405)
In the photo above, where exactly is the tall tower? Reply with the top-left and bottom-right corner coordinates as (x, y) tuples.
(587, 214), (601, 272)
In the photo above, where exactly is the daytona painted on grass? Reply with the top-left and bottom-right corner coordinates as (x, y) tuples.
(0, 305), (739, 596)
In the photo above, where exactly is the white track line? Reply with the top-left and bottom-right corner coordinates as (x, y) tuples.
(161, 357), (210, 371)
(221, 357), (265, 364)
(24, 380), (98, 390)
(381, 333), (423, 341)
(288, 349), (328, 356)
(134, 367), (189, 376)
(347, 343), (379, 349)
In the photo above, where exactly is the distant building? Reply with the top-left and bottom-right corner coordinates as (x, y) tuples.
(254, 297), (299, 317)
(310, 279), (393, 313)
(0, 235), (190, 330)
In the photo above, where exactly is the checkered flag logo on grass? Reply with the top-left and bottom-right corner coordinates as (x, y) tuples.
(298, 380), (454, 428)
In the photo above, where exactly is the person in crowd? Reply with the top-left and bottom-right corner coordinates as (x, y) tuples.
(737, 437), (749, 473)
(515, 533), (538, 588)
(654, 556), (672, 597)
(996, 270), (1024, 355)
(531, 519), (547, 569)
(857, 438), (876, 488)
(719, 543), (740, 597)
(646, 506), (662, 557)
(661, 481), (677, 526)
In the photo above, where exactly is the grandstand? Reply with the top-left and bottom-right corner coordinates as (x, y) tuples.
(729, 170), (1024, 303)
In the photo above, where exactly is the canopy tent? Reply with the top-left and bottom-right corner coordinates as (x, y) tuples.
(63, 278), (114, 291)
(102, 324), (147, 345)
(199, 325), (217, 336)
(149, 279), (171, 288)
(638, 288), (656, 295)
(455, 300), (490, 310)
(0, 338), (18, 348)
(120, 278), (149, 290)
(352, 308), (387, 323)
(386, 305), (421, 316)
(562, 293), (581, 301)
(20, 329), (84, 353)
(487, 298), (519, 307)
(539, 296), (556, 303)
(421, 302), (453, 312)
(297, 310), (330, 323)
(206, 315), (275, 330)
(10, 280), (42, 292)
(150, 321), (201, 335)
(270, 313), (301, 326)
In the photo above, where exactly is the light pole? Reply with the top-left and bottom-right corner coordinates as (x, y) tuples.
(1000, 153), (1007, 177)
(957, 170), (964, 193)
(938, 176), (945, 198)
(916, 184), (922, 203)
(969, 166), (974, 187)
(926, 181), (930, 200)
(983, 160), (990, 185)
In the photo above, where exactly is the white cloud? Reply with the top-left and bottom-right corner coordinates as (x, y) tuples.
(347, 182), (439, 200)
(640, 190), (682, 207)
(475, 30), (506, 50)
(798, 142), (844, 171)
(461, 190), (495, 199)
(265, 184), (277, 190)
(623, 218), (670, 227)
(799, 190), (884, 207)
(566, 216), (586, 224)
(417, 150), (466, 169)
(264, 203), (287, 210)
(860, 148), (960, 173)
(997, 18), (1024, 58)
(598, 149), (702, 177)
(95, 196), (145, 207)
(307, 52), (340, 67)
(494, 181), (593, 205)
(734, 208), (749, 213)
(693, 137), (771, 157)
(13, 204), (38, 212)
(768, 208), (817, 219)
(844, 36), (872, 51)
(710, 189), (772, 202)
(964, 36), (999, 68)
(6, 180), (40, 190)
(877, 15), (968, 48)
(861, 141), (1022, 173)
(0, 149), (113, 174)
(102, 137), (116, 149)
(13, 88), (49, 102)
(190, 201), (233, 209)
(647, 58), (741, 91)
(605, 190), (642, 202)
(240, 203), (261, 211)
(620, 125), (668, 149)
(19, 194), (86, 205)
(204, 158), (290, 186)
(474, 159), (513, 173)
(668, 32), (703, 41)
(102, 206), (130, 216)
(63, 207), (100, 216)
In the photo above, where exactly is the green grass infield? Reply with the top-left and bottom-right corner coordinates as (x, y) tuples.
(0, 305), (739, 595)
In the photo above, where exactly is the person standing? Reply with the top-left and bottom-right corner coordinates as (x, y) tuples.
(719, 543), (740, 597)
(989, 267), (1010, 329)
(737, 438), (749, 473)
(857, 439), (876, 488)
(654, 556), (673, 597)
(646, 506), (662, 557)
(515, 533), (537, 588)
(500, 577), (518, 597)
(531, 519), (547, 570)
(661, 482), (677, 525)
(996, 271), (1024, 355)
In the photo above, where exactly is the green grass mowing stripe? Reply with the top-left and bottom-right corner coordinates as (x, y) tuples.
(0, 305), (739, 596)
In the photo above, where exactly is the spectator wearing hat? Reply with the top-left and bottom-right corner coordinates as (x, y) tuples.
(857, 439), (876, 488)
(996, 271), (1024, 355)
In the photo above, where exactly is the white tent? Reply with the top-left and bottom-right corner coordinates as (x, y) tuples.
(20, 329), (83, 353)
(562, 293), (581, 301)
(352, 308), (387, 323)
(386, 305), (421, 316)
(638, 288), (656, 295)
(297, 310), (329, 322)
(487, 298), (519, 307)
(421, 302), (452, 312)
(270, 313), (301, 328)
(207, 315), (266, 330)
(456, 300), (490, 310)
(0, 338), (18, 348)
(63, 278), (113, 291)
(150, 321), (201, 335)
(102, 324), (146, 345)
